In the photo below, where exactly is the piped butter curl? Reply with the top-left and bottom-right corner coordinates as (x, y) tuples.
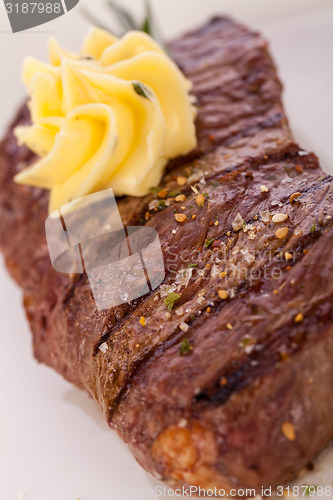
(14, 28), (197, 212)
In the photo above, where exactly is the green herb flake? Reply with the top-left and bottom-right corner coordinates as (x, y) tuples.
(156, 200), (166, 210)
(141, 0), (158, 43)
(133, 82), (150, 99)
(164, 292), (181, 311)
(141, 15), (151, 35)
(304, 486), (318, 496)
(187, 263), (198, 269)
(204, 238), (214, 248)
(202, 193), (209, 198)
(310, 222), (316, 233)
(81, 0), (168, 53)
(149, 186), (160, 193)
(169, 190), (182, 198)
(179, 338), (193, 356)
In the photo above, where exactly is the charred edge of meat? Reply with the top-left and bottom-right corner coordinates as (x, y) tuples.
(192, 296), (333, 409)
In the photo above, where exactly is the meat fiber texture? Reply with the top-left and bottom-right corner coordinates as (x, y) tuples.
(1, 17), (333, 495)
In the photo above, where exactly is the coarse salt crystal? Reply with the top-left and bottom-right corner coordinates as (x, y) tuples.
(99, 342), (108, 353)
(260, 210), (271, 223)
(232, 213), (244, 232)
(178, 418), (187, 428)
(179, 322), (189, 332)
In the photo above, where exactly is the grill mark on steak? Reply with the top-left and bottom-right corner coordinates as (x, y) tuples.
(112, 226), (333, 487)
(113, 219), (331, 415)
(91, 149), (316, 360)
(192, 291), (333, 409)
(95, 170), (332, 418)
(118, 145), (320, 232)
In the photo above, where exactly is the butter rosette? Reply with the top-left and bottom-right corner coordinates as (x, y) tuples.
(14, 28), (197, 212)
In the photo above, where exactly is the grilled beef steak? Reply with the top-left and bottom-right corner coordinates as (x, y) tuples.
(1, 17), (333, 494)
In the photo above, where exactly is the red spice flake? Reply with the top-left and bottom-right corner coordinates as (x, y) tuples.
(175, 213), (187, 223)
(158, 188), (169, 199)
(219, 170), (239, 183)
(290, 192), (302, 203)
(177, 176), (187, 186)
(208, 133), (216, 143)
(280, 351), (290, 362)
(209, 220), (214, 227)
(285, 252), (293, 261)
(220, 377), (228, 386)
(294, 312), (304, 323)
(249, 84), (259, 93)
(275, 227), (289, 239)
(196, 194), (205, 208)
(218, 289), (229, 300)
(139, 316), (146, 326)
(281, 422), (296, 441)
(295, 164), (304, 174)
(286, 266), (292, 271)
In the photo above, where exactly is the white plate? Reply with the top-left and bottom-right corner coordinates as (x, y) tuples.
(0, 1), (332, 499)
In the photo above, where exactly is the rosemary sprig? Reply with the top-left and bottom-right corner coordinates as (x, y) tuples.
(80, 7), (114, 34)
(106, 0), (138, 32)
(141, 0), (164, 48)
(80, 0), (166, 51)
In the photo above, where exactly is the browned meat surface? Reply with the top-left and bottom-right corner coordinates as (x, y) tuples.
(1, 16), (333, 494)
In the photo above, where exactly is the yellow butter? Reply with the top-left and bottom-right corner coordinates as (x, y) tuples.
(14, 27), (197, 212)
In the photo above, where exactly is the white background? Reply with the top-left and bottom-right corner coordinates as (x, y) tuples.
(0, 1), (333, 499)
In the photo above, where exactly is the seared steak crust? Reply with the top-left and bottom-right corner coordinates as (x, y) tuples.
(1, 17), (333, 493)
